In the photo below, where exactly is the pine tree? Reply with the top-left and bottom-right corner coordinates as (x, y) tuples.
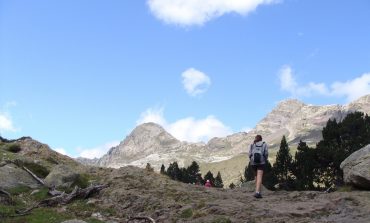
(273, 135), (293, 189)
(160, 164), (166, 175)
(204, 171), (215, 186)
(315, 112), (370, 188)
(167, 162), (181, 181)
(262, 161), (277, 190)
(187, 161), (201, 184)
(244, 162), (255, 181)
(229, 182), (236, 189)
(180, 167), (189, 183)
(214, 171), (224, 188)
(293, 141), (317, 190)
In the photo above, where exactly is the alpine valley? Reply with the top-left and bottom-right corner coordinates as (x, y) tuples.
(77, 95), (370, 185)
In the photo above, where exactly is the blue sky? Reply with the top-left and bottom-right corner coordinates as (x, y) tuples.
(1, 0), (370, 158)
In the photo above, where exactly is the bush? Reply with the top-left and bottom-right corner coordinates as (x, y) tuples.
(72, 173), (91, 189)
(180, 208), (193, 219)
(23, 162), (50, 178)
(5, 144), (21, 153)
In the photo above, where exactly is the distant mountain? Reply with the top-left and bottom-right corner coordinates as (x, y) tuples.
(97, 122), (210, 168)
(77, 94), (370, 183)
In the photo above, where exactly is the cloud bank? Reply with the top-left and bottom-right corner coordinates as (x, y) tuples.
(278, 65), (370, 102)
(0, 114), (16, 133)
(0, 102), (17, 133)
(137, 107), (232, 142)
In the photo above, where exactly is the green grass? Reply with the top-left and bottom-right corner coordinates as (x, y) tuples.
(31, 187), (50, 201)
(1, 208), (71, 223)
(7, 185), (32, 196)
(180, 208), (193, 219)
(0, 204), (16, 218)
(67, 200), (97, 217)
(86, 218), (105, 223)
(0, 198), (107, 223)
(212, 216), (232, 223)
(0, 148), (17, 161)
(337, 185), (354, 192)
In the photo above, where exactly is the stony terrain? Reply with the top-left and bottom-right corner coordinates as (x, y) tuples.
(95, 166), (370, 223)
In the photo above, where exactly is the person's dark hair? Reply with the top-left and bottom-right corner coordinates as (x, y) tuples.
(254, 135), (262, 143)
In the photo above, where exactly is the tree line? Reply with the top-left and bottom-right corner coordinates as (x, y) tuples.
(159, 161), (224, 188)
(156, 112), (369, 191)
(244, 111), (370, 191)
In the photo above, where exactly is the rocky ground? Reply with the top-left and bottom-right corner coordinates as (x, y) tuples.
(1, 137), (370, 223)
(92, 166), (370, 223)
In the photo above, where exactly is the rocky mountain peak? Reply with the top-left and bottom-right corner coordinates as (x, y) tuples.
(351, 94), (370, 104)
(125, 122), (179, 146)
(130, 122), (170, 137)
(275, 98), (306, 110)
(347, 94), (370, 113)
(97, 123), (182, 168)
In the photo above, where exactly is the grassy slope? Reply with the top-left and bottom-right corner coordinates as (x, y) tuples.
(0, 140), (106, 223)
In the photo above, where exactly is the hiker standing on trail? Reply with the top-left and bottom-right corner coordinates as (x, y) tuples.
(205, 179), (212, 188)
(249, 135), (268, 198)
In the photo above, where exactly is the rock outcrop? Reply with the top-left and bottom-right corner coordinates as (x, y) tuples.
(340, 144), (370, 189)
(0, 163), (41, 189)
(44, 164), (80, 188)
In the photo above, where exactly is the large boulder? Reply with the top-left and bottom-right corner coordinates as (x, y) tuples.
(340, 144), (370, 189)
(44, 164), (80, 188)
(0, 163), (41, 190)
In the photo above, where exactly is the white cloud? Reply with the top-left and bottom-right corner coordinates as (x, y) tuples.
(331, 73), (370, 102)
(0, 102), (18, 133)
(168, 116), (232, 142)
(278, 65), (330, 97)
(182, 68), (211, 97)
(147, 0), (279, 26)
(78, 141), (120, 159)
(137, 107), (232, 142)
(136, 107), (167, 126)
(0, 113), (16, 132)
(278, 65), (370, 102)
(279, 65), (298, 92)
